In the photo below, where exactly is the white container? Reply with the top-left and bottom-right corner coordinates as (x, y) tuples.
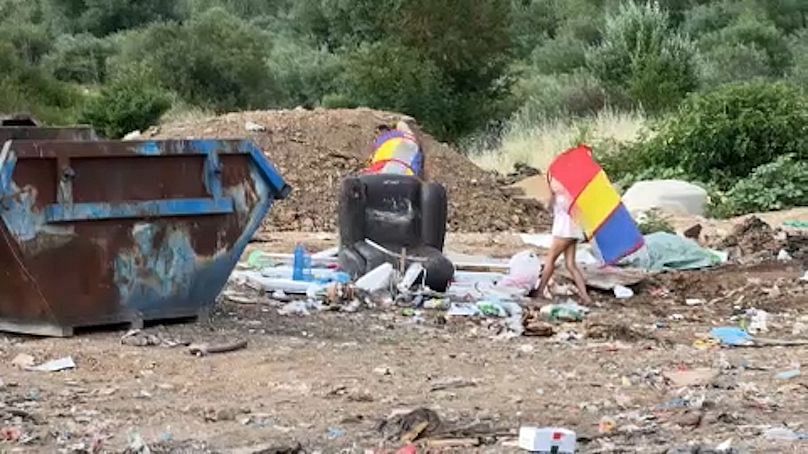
(355, 263), (394, 292)
(518, 427), (576, 453)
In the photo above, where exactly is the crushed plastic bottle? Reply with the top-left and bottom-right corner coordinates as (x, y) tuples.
(540, 301), (588, 322)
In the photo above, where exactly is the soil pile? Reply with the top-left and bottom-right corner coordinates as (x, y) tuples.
(149, 108), (549, 233)
(715, 216), (786, 262)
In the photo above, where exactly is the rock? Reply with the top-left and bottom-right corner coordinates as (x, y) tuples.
(11, 353), (35, 369)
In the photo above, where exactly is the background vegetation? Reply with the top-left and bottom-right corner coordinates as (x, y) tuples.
(2, 0), (807, 217)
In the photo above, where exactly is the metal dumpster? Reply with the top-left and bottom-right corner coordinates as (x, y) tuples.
(0, 137), (290, 336)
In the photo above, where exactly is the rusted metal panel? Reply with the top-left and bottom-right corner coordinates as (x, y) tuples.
(0, 138), (290, 336)
(0, 125), (97, 142)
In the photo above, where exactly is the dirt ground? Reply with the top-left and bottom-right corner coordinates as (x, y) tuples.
(0, 232), (806, 454)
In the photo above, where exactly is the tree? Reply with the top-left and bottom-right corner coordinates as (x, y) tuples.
(509, 0), (559, 58)
(336, 40), (455, 138)
(43, 33), (115, 84)
(698, 16), (792, 77)
(115, 7), (275, 111)
(586, 1), (697, 113)
(46, 0), (183, 36)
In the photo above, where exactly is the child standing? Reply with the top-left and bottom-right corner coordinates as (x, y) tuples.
(533, 176), (593, 305)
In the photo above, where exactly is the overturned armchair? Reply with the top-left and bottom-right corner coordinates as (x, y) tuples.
(337, 121), (455, 292)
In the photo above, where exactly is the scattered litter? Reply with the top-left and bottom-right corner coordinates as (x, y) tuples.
(27, 356), (75, 372)
(598, 416), (617, 434)
(187, 339), (247, 357)
(710, 327), (754, 347)
(423, 299), (449, 310)
(613, 285), (634, 299)
(801, 271), (808, 282)
(373, 366), (392, 376)
(499, 250), (541, 291)
(775, 369), (801, 380)
(663, 368), (718, 387)
(277, 300), (322, 316)
(715, 438), (733, 453)
(778, 249), (793, 261)
(245, 121), (266, 132)
(685, 298), (705, 306)
(746, 309), (769, 334)
(518, 427), (576, 453)
(540, 301), (588, 323)
(326, 427), (346, 440)
(378, 408), (441, 444)
(356, 263), (394, 293)
(447, 303), (479, 317)
(762, 427), (808, 441)
(11, 353), (35, 369)
(398, 263), (425, 292)
(429, 377), (477, 392)
(125, 431), (151, 454)
(0, 426), (22, 443)
(121, 330), (162, 347)
(622, 232), (725, 271)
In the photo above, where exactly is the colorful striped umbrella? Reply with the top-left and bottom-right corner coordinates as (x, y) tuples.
(548, 145), (644, 264)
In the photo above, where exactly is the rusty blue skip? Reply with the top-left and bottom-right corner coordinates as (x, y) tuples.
(0, 132), (290, 336)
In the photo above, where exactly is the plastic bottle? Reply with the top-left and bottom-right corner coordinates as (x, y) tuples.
(540, 303), (586, 322)
(292, 244), (312, 281)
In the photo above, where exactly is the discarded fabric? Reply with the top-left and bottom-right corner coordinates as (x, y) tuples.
(710, 327), (753, 347)
(622, 232), (726, 271)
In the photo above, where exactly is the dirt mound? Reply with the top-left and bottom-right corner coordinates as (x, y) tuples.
(149, 108), (549, 233)
(715, 216), (786, 262)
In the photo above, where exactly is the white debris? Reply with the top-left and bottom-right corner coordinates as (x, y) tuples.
(355, 263), (394, 293)
(613, 285), (634, 299)
(245, 121), (266, 132)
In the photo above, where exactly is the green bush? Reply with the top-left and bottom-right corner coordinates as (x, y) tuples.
(114, 7), (275, 111)
(336, 40), (454, 138)
(697, 42), (773, 87)
(43, 33), (116, 84)
(698, 16), (792, 77)
(681, 0), (744, 36)
(789, 29), (808, 87)
(509, 0), (558, 58)
(514, 71), (607, 120)
(47, 0), (184, 36)
(709, 155), (808, 218)
(78, 67), (171, 138)
(616, 82), (808, 189)
(267, 36), (342, 108)
(586, 1), (697, 113)
(529, 35), (588, 75)
(0, 40), (83, 124)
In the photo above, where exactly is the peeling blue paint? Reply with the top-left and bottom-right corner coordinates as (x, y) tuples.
(135, 141), (161, 156)
(0, 137), (291, 330)
(115, 225), (198, 311)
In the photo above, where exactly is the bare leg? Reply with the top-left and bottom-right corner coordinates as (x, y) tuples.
(564, 241), (593, 305)
(534, 237), (573, 300)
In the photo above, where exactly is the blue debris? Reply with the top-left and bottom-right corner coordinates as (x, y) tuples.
(710, 327), (754, 346)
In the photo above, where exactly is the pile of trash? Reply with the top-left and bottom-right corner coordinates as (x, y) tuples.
(228, 246), (599, 339)
(150, 108), (550, 233)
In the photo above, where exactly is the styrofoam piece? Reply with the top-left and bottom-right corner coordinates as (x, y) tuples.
(398, 263), (425, 292)
(355, 263), (394, 292)
(613, 285), (634, 299)
(232, 270), (315, 294)
(518, 427), (576, 453)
